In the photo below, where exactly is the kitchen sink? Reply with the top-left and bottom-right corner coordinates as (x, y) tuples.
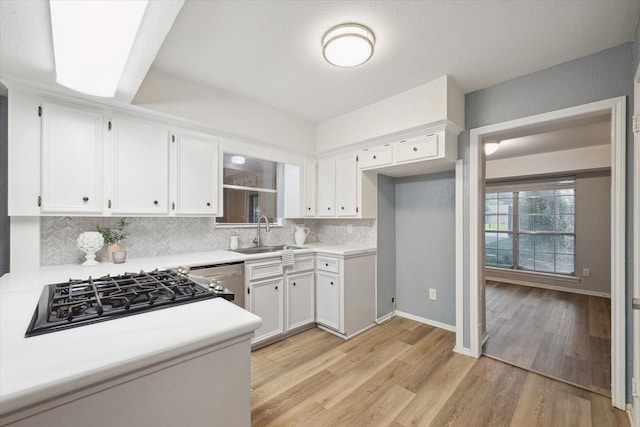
(231, 245), (291, 254)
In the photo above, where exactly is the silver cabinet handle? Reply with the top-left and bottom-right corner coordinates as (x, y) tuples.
(633, 298), (640, 310)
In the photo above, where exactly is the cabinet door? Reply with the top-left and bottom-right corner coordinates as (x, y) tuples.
(303, 159), (317, 217)
(286, 271), (314, 330)
(175, 133), (220, 215)
(317, 158), (335, 217)
(335, 153), (357, 217)
(250, 277), (284, 344)
(316, 271), (340, 331)
(111, 117), (170, 215)
(40, 103), (103, 214)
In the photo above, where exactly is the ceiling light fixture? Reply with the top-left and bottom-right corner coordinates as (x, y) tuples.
(49, 0), (148, 97)
(231, 155), (246, 165)
(322, 23), (375, 68)
(484, 142), (500, 156)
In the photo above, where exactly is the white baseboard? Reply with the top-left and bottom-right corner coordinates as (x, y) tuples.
(395, 310), (456, 332)
(454, 346), (473, 357)
(486, 276), (611, 298)
(316, 323), (376, 340)
(627, 403), (635, 427)
(376, 312), (394, 324)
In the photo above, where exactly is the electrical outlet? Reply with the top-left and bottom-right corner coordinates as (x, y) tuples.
(347, 224), (353, 234)
(429, 288), (437, 300)
(582, 268), (591, 277)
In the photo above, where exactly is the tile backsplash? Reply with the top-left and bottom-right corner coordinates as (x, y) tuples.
(41, 217), (377, 266)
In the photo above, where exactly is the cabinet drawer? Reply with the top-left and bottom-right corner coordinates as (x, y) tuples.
(316, 256), (340, 273)
(288, 255), (315, 273)
(395, 134), (439, 163)
(247, 259), (283, 281)
(358, 145), (392, 169)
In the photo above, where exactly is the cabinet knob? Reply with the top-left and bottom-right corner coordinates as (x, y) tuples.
(206, 202), (211, 207)
(330, 281), (334, 285)
(293, 282), (296, 286)
(413, 147), (418, 152)
(373, 155), (377, 159)
(153, 200), (158, 205)
(82, 196), (89, 202)
(308, 207), (311, 210)
(327, 207), (331, 211)
(341, 206), (345, 210)
(325, 263), (329, 267)
(275, 286), (279, 290)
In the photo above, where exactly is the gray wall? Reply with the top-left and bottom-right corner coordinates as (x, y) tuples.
(396, 171), (456, 326)
(376, 174), (396, 318)
(0, 96), (7, 276)
(487, 171), (611, 295)
(461, 42), (634, 398)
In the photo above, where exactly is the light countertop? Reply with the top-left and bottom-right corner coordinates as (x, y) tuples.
(0, 243), (375, 417)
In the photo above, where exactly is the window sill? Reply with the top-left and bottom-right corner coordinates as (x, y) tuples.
(485, 266), (580, 283)
(215, 223), (284, 229)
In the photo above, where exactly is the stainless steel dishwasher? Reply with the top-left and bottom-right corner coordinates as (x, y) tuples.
(190, 262), (245, 309)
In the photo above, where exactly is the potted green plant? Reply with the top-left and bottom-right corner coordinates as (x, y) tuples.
(97, 218), (129, 262)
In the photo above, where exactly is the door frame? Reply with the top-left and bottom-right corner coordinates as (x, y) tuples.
(633, 80), (639, 425)
(466, 97), (627, 409)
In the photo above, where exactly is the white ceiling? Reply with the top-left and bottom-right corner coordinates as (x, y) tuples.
(0, 0), (637, 157)
(486, 114), (611, 160)
(149, 0), (639, 123)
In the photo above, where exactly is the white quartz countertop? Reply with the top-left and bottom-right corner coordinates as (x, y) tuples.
(0, 244), (375, 416)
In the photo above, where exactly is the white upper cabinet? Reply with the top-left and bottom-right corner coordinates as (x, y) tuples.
(110, 116), (170, 215)
(317, 157), (336, 217)
(335, 153), (357, 217)
(314, 154), (358, 218)
(303, 159), (317, 217)
(40, 102), (103, 214)
(174, 132), (221, 216)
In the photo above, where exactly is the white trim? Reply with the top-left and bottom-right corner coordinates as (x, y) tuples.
(467, 97), (626, 410)
(485, 275), (611, 298)
(628, 403), (635, 427)
(316, 323), (376, 340)
(633, 80), (640, 427)
(395, 310), (456, 332)
(485, 266), (581, 283)
(455, 159), (465, 354)
(375, 312), (394, 324)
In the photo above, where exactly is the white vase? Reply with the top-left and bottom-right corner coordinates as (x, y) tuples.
(77, 231), (104, 267)
(294, 226), (310, 245)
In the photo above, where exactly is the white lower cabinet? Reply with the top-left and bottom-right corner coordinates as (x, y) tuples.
(315, 252), (376, 338)
(249, 276), (284, 344)
(246, 254), (315, 347)
(286, 271), (315, 330)
(315, 271), (340, 330)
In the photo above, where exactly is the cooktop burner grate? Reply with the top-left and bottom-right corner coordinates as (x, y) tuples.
(25, 269), (232, 337)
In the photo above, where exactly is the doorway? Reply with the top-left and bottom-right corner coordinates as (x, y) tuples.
(466, 97), (627, 409)
(480, 118), (613, 396)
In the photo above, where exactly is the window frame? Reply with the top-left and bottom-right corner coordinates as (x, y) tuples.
(485, 178), (576, 276)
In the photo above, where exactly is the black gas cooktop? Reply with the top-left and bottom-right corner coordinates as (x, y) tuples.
(25, 269), (233, 337)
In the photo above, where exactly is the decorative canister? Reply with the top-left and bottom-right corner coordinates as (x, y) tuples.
(77, 231), (104, 267)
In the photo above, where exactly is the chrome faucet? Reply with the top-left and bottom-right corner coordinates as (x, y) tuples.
(253, 215), (270, 247)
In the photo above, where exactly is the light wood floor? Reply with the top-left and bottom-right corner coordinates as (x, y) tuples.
(484, 281), (611, 397)
(251, 316), (628, 426)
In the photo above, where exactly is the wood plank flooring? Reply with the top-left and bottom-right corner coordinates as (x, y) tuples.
(483, 281), (611, 397)
(251, 316), (628, 426)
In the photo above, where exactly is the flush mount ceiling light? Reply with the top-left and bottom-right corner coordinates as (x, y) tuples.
(231, 155), (246, 165)
(484, 142), (500, 156)
(49, 0), (148, 97)
(322, 23), (375, 68)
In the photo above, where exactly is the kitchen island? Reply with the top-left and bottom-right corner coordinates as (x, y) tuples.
(0, 251), (262, 427)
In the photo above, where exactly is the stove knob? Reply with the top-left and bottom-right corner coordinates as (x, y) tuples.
(214, 284), (225, 292)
